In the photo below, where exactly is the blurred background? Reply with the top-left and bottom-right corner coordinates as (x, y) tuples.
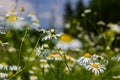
(0, 0), (120, 33)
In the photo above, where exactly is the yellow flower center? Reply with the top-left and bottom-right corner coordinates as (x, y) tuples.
(2, 62), (7, 66)
(10, 9), (15, 14)
(59, 34), (73, 43)
(20, 6), (25, 12)
(92, 63), (99, 68)
(84, 53), (91, 58)
(0, 40), (3, 45)
(47, 54), (53, 58)
(29, 12), (35, 17)
(9, 71), (14, 76)
(41, 61), (47, 65)
(55, 54), (61, 59)
(31, 75), (37, 79)
(6, 15), (18, 22)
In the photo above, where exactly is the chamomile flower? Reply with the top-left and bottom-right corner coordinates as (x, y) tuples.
(28, 12), (37, 21)
(0, 40), (8, 46)
(42, 29), (61, 41)
(56, 34), (82, 50)
(0, 62), (8, 70)
(86, 63), (106, 75)
(33, 20), (40, 28)
(29, 70), (35, 74)
(40, 59), (49, 68)
(8, 47), (16, 53)
(84, 9), (91, 13)
(112, 75), (120, 79)
(64, 67), (72, 74)
(112, 54), (120, 62)
(46, 54), (54, 60)
(44, 68), (49, 73)
(30, 75), (38, 80)
(0, 72), (8, 79)
(97, 20), (105, 26)
(0, 27), (6, 34)
(107, 23), (120, 33)
(9, 65), (21, 71)
(34, 46), (43, 56)
(20, 6), (25, 12)
(34, 44), (49, 56)
(66, 55), (76, 62)
(6, 10), (18, 23)
(77, 53), (92, 65)
(53, 54), (62, 61)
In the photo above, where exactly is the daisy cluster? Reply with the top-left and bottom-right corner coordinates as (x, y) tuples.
(0, 62), (21, 79)
(77, 53), (108, 75)
(0, 6), (40, 33)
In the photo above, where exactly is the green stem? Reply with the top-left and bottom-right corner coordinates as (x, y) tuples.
(17, 29), (28, 68)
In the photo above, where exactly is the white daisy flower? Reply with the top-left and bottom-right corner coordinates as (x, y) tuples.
(46, 54), (54, 60)
(0, 27), (6, 34)
(112, 54), (120, 62)
(86, 63), (106, 75)
(107, 23), (120, 33)
(112, 75), (120, 79)
(42, 29), (61, 41)
(40, 59), (49, 68)
(29, 70), (35, 74)
(34, 46), (42, 56)
(56, 34), (82, 50)
(34, 44), (49, 56)
(53, 54), (63, 61)
(8, 47), (16, 53)
(0, 62), (9, 70)
(84, 9), (91, 13)
(97, 20), (105, 26)
(0, 40), (8, 46)
(9, 65), (21, 71)
(30, 75), (38, 80)
(66, 55), (76, 62)
(77, 53), (92, 65)
(0, 72), (8, 79)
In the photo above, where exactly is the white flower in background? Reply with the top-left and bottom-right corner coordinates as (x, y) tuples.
(97, 20), (105, 26)
(9, 65), (21, 71)
(84, 9), (91, 13)
(0, 40), (8, 46)
(77, 53), (92, 65)
(112, 75), (120, 79)
(0, 72), (8, 79)
(66, 55), (76, 62)
(12, 21), (28, 30)
(46, 54), (54, 60)
(30, 75), (38, 80)
(0, 16), (4, 20)
(34, 46), (43, 56)
(112, 54), (120, 62)
(64, 67), (72, 74)
(53, 54), (63, 61)
(65, 22), (71, 29)
(40, 59), (49, 68)
(107, 23), (120, 33)
(42, 29), (61, 41)
(28, 12), (37, 21)
(56, 34), (82, 50)
(34, 44), (49, 56)
(0, 27), (6, 34)
(6, 9), (18, 23)
(86, 63), (106, 75)
(8, 47), (16, 53)
(0, 62), (8, 70)
(29, 70), (35, 74)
